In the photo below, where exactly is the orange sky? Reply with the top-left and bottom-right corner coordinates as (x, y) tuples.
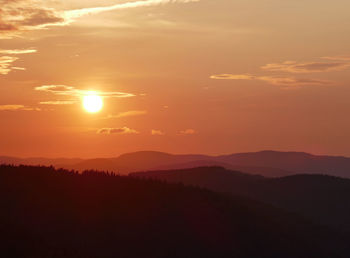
(1, 0), (350, 158)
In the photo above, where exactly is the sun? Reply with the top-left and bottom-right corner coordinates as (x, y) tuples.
(83, 93), (103, 113)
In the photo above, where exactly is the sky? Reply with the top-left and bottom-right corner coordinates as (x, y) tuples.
(1, 0), (350, 158)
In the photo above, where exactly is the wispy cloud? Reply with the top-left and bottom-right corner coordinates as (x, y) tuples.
(0, 56), (29, 75)
(65, 0), (199, 20)
(0, 48), (37, 75)
(35, 85), (135, 98)
(117, 110), (148, 118)
(97, 127), (139, 135)
(0, 48), (37, 55)
(210, 74), (329, 86)
(261, 61), (350, 73)
(0, 0), (199, 38)
(0, 56), (19, 75)
(259, 76), (329, 86)
(11, 67), (26, 71)
(0, 105), (40, 111)
(322, 55), (350, 61)
(179, 129), (196, 135)
(210, 74), (255, 80)
(39, 100), (77, 105)
(0, 0), (65, 38)
(151, 129), (165, 135)
(100, 110), (148, 120)
(210, 55), (349, 87)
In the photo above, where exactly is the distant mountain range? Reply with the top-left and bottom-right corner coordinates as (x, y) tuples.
(0, 156), (83, 167)
(132, 166), (350, 231)
(3, 150), (350, 178)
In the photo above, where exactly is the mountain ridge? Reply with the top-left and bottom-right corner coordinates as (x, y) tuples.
(3, 150), (350, 178)
(131, 166), (350, 230)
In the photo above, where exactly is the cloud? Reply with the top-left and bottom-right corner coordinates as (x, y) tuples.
(99, 110), (148, 120)
(0, 55), (30, 75)
(0, 48), (37, 55)
(322, 55), (350, 61)
(97, 127), (139, 135)
(11, 66), (26, 70)
(212, 55), (350, 88)
(210, 74), (255, 80)
(261, 61), (350, 73)
(0, 48), (37, 75)
(0, 104), (40, 111)
(179, 129), (196, 135)
(258, 76), (329, 86)
(0, 0), (199, 38)
(35, 85), (75, 94)
(35, 85), (135, 98)
(114, 110), (147, 118)
(210, 74), (329, 86)
(39, 100), (77, 105)
(65, 0), (199, 20)
(0, 56), (19, 75)
(0, 0), (66, 38)
(151, 129), (165, 135)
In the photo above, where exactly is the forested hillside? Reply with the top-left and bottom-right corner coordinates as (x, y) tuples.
(1, 165), (349, 258)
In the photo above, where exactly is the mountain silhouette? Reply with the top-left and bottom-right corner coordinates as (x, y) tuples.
(66, 150), (350, 178)
(3, 150), (350, 178)
(151, 160), (293, 177)
(132, 166), (350, 230)
(217, 151), (350, 178)
(0, 156), (83, 167)
(1, 164), (348, 258)
(66, 151), (211, 174)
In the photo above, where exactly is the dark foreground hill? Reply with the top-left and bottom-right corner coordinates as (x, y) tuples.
(132, 167), (350, 231)
(1, 165), (349, 258)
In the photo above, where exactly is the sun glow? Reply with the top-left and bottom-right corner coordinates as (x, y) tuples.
(83, 93), (103, 113)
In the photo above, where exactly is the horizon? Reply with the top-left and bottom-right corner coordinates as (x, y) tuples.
(2, 149), (350, 160)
